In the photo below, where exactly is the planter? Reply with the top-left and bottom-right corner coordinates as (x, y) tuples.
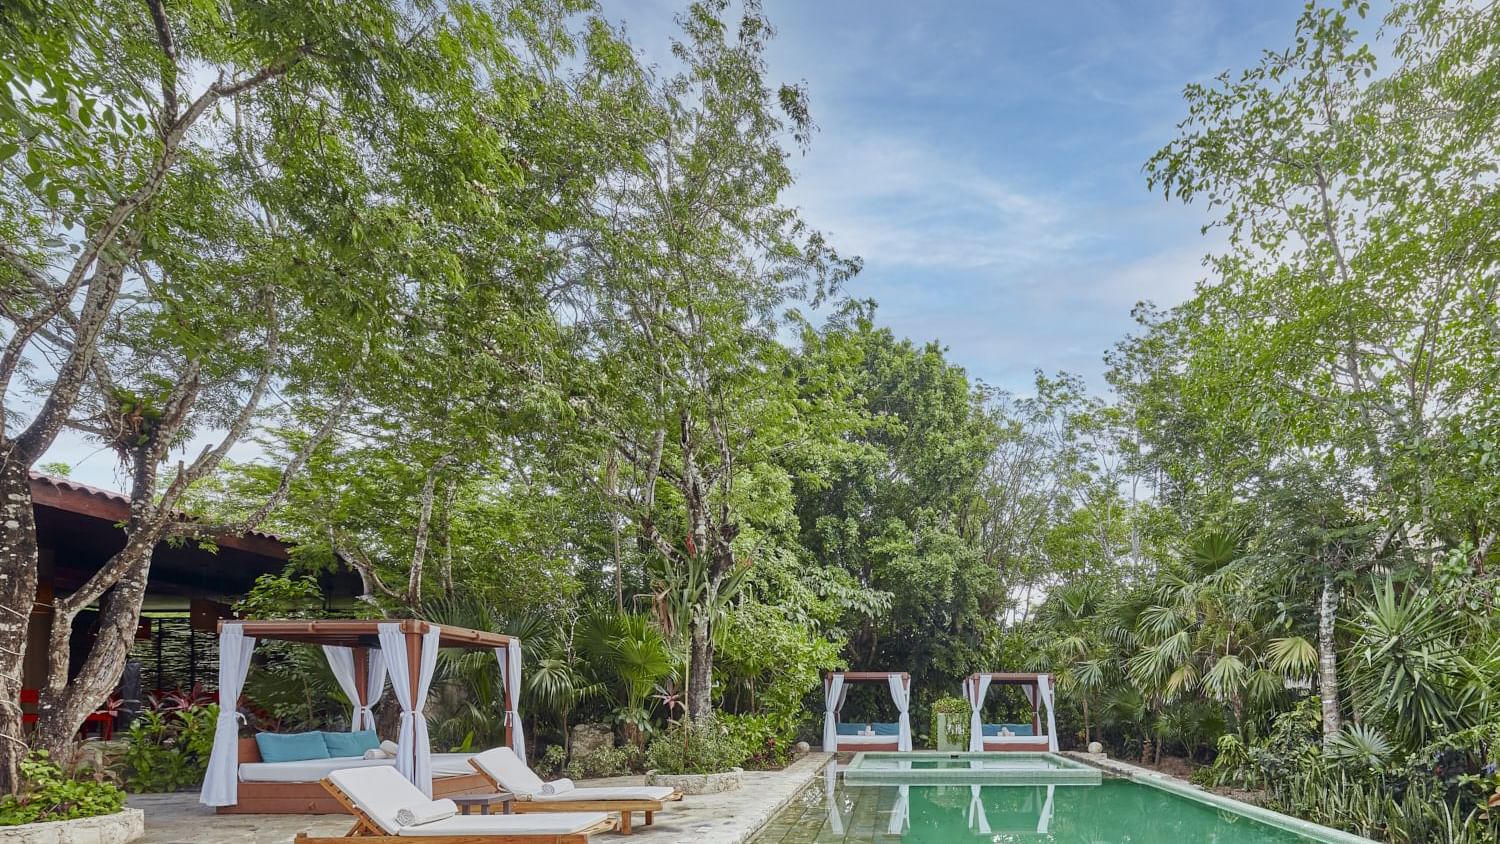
(0, 809), (143, 844)
(644, 767), (743, 795)
(935, 712), (967, 751)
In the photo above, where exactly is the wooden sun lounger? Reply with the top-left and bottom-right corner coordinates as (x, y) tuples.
(293, 777), (618, 844)
(468, 762), (682, 835)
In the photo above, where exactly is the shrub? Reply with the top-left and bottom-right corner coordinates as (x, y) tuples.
(119, 704), (218, 792)
(644, 716), (749, 775)
(537, 744), (568, 779)
(0, 752), (125, 826)
(565, 745), (638, 780)
(721, 712), (789, 769)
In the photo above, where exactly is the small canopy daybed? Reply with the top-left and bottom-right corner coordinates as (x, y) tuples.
(822, 671), (912, 752)
(199, 619), (525, 814)
(963, 672), (1058, 752)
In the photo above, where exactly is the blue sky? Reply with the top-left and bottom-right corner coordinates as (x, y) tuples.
(618, 0), (1316, 394)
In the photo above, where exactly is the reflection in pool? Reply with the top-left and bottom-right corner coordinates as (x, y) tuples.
(748, 763), (1350, 843)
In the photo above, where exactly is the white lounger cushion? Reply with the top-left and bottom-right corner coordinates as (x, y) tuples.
(241, 753), (477, 783)
(471, 748), (675, 802)
(532, 786), (678, 802)
(328, 766), (607, 837)
(395, 815), (610, 837)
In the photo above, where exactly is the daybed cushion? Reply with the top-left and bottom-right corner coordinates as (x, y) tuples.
(833, 733), (900, 746)
(322, 729), (380, 758)
(328, 766), (607, 837)
(835, 723), (899, 736)
(532, 786), (678, 802)
(240, 753), (478, 783)
(982, 723), (1035, 737)
(255, 731), (330, 763)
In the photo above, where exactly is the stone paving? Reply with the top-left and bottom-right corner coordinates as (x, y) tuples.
(129, 754), (830, 844)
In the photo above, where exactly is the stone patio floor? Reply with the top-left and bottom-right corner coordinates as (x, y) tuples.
(129, 753), (830, 844)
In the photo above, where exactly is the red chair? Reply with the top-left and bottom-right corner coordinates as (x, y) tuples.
(19, 689), (115, 740)
(19, 689), (38, 727)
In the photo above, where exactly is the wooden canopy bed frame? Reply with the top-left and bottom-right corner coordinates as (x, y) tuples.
(215, 619), (514, 815)
(823, 671), (911, 753)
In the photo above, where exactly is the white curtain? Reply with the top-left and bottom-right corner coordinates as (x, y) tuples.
(495, 639), (525, 761)
(322, 646), (386, 731)
(199, 624), (256, 807)
(965, 675), (992, 752)
(822, 673), (845, 751)
(824, 763), (844, 835)
(887, 674), (912, 752)
(379, 624), (442, 796)
(362, 649), (387, 731)
(1037, 674), (1059, 752)
(887, 784), (910, 835)
(967, 784), (991, 834)
(1038, 785), (1056, 834)
(835, 681), (850, 716)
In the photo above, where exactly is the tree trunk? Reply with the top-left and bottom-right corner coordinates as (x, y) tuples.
(0, 456), (39, 793)
(1317, 566), (1343, 739)
(686, 619), (713, 723)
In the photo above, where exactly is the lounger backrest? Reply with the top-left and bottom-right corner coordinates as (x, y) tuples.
(472, 746), (546, 795)
(328, 765), (424, 834)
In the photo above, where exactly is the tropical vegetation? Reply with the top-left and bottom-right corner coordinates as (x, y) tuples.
(2, 0), (1499, 839)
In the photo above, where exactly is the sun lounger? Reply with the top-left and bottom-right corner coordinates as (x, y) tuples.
(469, 747), (682, 834)
(293, 765), (615, 843)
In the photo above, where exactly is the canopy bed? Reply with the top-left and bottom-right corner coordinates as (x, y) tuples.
(963, 672), (1058, 752)
(822, 671), (912, 752)
(199, 619), (525, 814)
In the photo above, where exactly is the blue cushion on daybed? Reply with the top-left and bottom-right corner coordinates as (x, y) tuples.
(321, 729), (380, 758)
(836, 722), (900, 736)
(982, 723), (1035, 737)
(255, 730), (331, 763)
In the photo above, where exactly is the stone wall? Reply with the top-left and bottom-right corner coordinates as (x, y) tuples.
(0, 808), (143, 844)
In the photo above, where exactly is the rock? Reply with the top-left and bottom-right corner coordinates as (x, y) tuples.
(569, 723), (614, 760)
(1087, 741), (1104, 755)
(794, 741), (811, 756)
(0, 808), (143, 844)
(645, 767), (743, 795)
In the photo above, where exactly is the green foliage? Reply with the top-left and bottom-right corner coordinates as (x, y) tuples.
(564, 746), (638, 780)
(119, 705), (218, 793)
(643, 716), (750, 776)
(930, 696), (971, 747)
(0, 752), (123, 826)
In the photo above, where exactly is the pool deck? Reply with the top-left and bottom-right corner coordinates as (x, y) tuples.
(129, 753), (830, 844)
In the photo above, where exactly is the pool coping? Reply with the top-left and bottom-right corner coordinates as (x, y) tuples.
(1064, 752), (1379, 844)
(843, 751), (1102, 786)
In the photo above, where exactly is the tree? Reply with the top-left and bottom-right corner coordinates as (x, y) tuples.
(560, 0), (856, 722)
(0, 0), (605, 786)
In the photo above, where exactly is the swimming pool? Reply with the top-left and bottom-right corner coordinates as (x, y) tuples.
(749, 762), (1377, 843)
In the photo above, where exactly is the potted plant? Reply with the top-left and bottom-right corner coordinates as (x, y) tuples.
(643, 715), (749, 794)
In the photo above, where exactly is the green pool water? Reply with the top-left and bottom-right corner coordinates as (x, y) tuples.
(751, 775), (1344, 843)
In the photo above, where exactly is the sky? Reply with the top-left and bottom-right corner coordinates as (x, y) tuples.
(39, 0), (1332, 490)
(613, 0), (1314, 394)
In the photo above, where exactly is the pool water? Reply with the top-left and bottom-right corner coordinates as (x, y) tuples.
(751, 775), (1333, 843)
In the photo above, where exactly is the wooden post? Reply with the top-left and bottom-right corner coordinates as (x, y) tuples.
(352, 646), (368, 732)
(405, 625), (422, 780)
(502, 648), (514, 752)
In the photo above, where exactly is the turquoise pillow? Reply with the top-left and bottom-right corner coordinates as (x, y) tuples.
(255, 731), (330, 763)
(322, 730), (380, 758)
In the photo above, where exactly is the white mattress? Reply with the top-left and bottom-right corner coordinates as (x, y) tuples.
(833, 734), (900, 747)
(239, 753), (477, 783)
(982, 735), (1050, 745)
